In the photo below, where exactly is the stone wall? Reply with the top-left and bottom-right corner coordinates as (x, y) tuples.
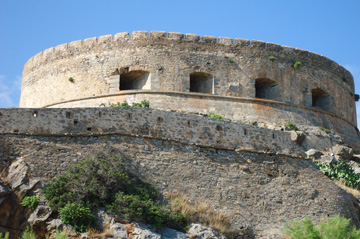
(20, 31), (357, 127)
(43, 91), (360, 143)
(1, 127), (360, 237)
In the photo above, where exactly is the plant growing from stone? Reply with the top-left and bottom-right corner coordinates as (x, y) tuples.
(283, 215), (360, 238)
(318, 127), (331, 134)
(0, 232), (9, 239)
(21, 195), (40, 210)
(99, 100), (150, 108)
(21, 228), (36, 239)
(59, 202), (95, 233)
(68, 77), (74, 83)
(45, 155), (187, 231)
(293, 61), (302, 69)
(286, 122), (299, 131)
(207, 112), (225, 120)
(314, 159), (360, 190)
(268, 56), (275, 62)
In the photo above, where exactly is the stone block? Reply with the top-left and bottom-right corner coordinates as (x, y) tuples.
(150, 31), (166, 39)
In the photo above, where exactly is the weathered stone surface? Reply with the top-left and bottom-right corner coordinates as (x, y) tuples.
(332, 144), (354, 160)
(306, 149), (323, 159)
(28, 205), (52, 226)
(0, 184), (10, 197)
(110, 223), (128, 239)
(188, 224), (225, 239)
(161, 227), (189, 239)
(8, 159), (29, 189)
(46, 219), (62, 231)
(319, 154), (336, 164)
(94, 207), (112, 231)
(290, 131), (306, 145)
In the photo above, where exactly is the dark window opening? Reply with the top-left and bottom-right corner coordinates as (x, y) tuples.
(312, 88), (332, 112)
(255, 78), (279, 100)
(190, 72), (212, 93)
(120, 70), (150, 90)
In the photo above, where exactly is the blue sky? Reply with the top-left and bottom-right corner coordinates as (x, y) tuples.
(1, 0), (360, 124)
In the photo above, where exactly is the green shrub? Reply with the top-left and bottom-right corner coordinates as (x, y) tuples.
(283, 216), (321, 239)
(107, 193), (187, 231)
(45, 156), (157, 210)
(283, 215), (360, 239)
(207, 112), (225, 120)
(99, 100), (150, 108)
(293, 61), (302, 69)
(21, 196), (40, 210)
(268, 56), (275, 61)
(59, 202), (95, 233)
(314, 159), (360, 190)
(286, 122), (299, 131)
(0, 232), (9, 239)
(68, 77), (74, 83)
(318, 127), (331, 134)
(54, 230), (67, 239)
(229, 59), (234, 64)
(141, 100), (150, 108)
(44, 155), (186, 230)
(21, 228), (36, 239)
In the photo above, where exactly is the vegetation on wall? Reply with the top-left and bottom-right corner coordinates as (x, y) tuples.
(207, 112), (225, 120)
(318, 127), (331, 134)
(282, 215), (360, 238)
(293, 61), (302, 69)
(44, 156), (187, 232)
(268, 56), (275, 62)
(286, 122), (299, 131)
(21, 196), (40, 211)
(314, 159), (360, 190)
(99, 100), (150, 108)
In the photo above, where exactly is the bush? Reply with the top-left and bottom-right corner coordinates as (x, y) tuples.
(283, 215), (360, 238)
(286, 122), (299, 131)
(45, 155), (186, 231)
(207, 112), (225, 120)
(68, 77), (74, 83)
(107, 193), (187, 231)
(59, 202), (96, 233)
(21, 196), (40, 210)
(21, 228), (36, 239)
(293, 61), (302, 69)
(314, 159), (360, 190)
(318, 127), (331, 134)
(54, 230), (67, 239)
(99, 100), (150, 108)
(268, 56), (275, 61)
(45, 156), (157, 210)
(0, 232), (9, 239)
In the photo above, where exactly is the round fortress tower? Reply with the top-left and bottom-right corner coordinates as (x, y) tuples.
(20, 31), (358, 139)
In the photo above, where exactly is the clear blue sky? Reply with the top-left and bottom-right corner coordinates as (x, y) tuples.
(1, 0), (360, 124)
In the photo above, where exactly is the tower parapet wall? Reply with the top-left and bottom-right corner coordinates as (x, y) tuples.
(20, 31), (357, 128)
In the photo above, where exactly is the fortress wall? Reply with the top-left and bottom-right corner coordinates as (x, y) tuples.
(43, 91), (360, 144)
(0, 108), (302, 156)
(20, 31), (356, 125)
(1, 114), (359, 237)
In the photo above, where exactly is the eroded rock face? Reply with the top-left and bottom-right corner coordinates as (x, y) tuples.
(332, 144), (354, 160)
(8, 159), (29, 189)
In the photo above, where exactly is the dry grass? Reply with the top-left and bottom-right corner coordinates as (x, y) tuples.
(86, 228), (113, 239)
(335, 180), (360, 198)
(167, 192), (231, 233)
